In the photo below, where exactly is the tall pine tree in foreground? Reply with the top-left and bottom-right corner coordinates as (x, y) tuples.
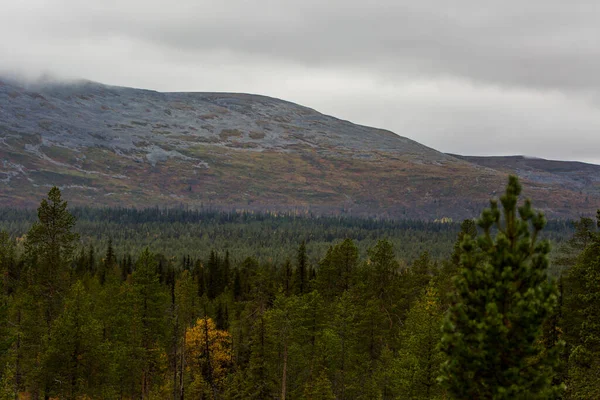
(21, 186), (79, 397)
(439, 175), (564, 399)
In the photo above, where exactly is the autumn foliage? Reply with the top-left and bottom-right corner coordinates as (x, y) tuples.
(185, 317), (232, 397)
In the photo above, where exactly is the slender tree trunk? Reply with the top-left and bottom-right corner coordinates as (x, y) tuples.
(179, 340), (185, 400)
(340, 333), (346, 400)
(14, 309), (21, 400)
(202, 313), (217, 399)
(142, 290), (149, 399)
(71, 344), (79, 399)
(42, 304), (52, 400)
(173, 317), (179, 400)
(173, 348), (178, 400)
(171, 275), (178, 400)
(141, 372), (146, 400)
(281, 341), (288, 400)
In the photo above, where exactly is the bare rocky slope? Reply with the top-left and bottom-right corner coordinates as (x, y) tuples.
(1, 78), (598, 219)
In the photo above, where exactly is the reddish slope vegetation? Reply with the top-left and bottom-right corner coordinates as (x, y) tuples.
(1, 78), (598, 219)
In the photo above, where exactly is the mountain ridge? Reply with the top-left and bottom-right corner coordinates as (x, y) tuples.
(1, 78), (598, 219)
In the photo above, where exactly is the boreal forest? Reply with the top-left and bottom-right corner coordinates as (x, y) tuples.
(0, 176), (598, 399)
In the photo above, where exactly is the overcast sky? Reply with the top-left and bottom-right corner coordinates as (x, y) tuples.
(1, 0), (600, 163)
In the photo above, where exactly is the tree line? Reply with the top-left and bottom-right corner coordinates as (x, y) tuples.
(0, 205), (574, 266)
(0, 177), (595, 399)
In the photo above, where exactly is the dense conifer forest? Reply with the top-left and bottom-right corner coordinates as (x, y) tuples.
(0, 206), (573, 267)
(0, 178), (596, 399)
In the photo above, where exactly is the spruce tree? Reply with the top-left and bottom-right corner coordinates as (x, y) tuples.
(366, 239), (398, 300)
(131, 248), (168, 397)
(244, 315), (274, 399)
(0, 231), (17, 296)
(438, 219), (479, 306)
(21, 187), (79, 397)
(282, 259), (293, 297)
(25, 186), (79, 322)
(0, 232), (15, 395)
(295, 241), (308, 295)
(43, 281), (104, 399)
(87, 244), (95, 274)
(98, 237), (116, 285)
(397, 282), (444, 399)
(303, 369), (335, 400)
(316, 239), (358, 299)
(562, 217), (600, 398)
(554, 217), (596, 273)
(206, 250), (221, 300)
(439, 175), (563, 399)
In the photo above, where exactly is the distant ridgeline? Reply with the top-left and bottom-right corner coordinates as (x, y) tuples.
(2, 78), (600, 219)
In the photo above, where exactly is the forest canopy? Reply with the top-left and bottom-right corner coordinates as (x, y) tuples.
(0, 178), (595, 399)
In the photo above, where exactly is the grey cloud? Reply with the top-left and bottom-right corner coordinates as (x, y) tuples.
(289, 77), (600, 164)
(1, 0), (600, 163)
(7, 0), (598, 91)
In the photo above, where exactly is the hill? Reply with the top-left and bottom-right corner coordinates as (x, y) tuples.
(1, 78), (598, 219)
(451, 154), (600, 191)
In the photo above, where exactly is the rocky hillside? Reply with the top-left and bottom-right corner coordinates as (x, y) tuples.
(1, 78), (598, 219)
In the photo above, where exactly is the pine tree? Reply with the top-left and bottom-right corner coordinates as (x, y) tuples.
(282, 259), (293, 297)
(555, 217), (596, 273)
(363, 239), (402, 341)
(131, 248), (168, 398)
(233, 269), (242, 301)
(397, 282), (444, 399)
(438, 219), (479, 307)
(87, 244), (95, 274)
(244, 315), (274, 399)
(0, 231), (17, 297)
(21, 187), (79, 397)
(316, 239), (358, 300)
(328, 291), (356, 400)
(173, 268), (199, 399)
(223, 250), (231, 289)
(206, 250), (221, 300)
(366, 239), (399, 300)
(195, 260), (206, 298)
(439, 175), (564, 399)
(98, 274), (143, 398)
(265, 294), (298, 400)
(0, 232), (15, 397)
(303, 369), (335, 400)
(105, 237), (116, 267)
(43, 281), (104, 399)
(294, 241), (308, 295)
(403, 251), (434, 312)
(215, 302), (227, 330)
(450, 219), (478, 267)
(562, 220), (600, 398)
(98, 237), (116, 285)
(74, 247), (87, 277)
(24, 186), (79, 325)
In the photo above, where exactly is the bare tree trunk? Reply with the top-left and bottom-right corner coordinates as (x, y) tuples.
(202, 313), (218, 399)
(141, 372), (146, 400)
(281, 341), (288, 400)
(340, 334), (346, 400)
(173, 317), (179, 400)
(14, 309), (21, 400)
(179, 343), (185, 400)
